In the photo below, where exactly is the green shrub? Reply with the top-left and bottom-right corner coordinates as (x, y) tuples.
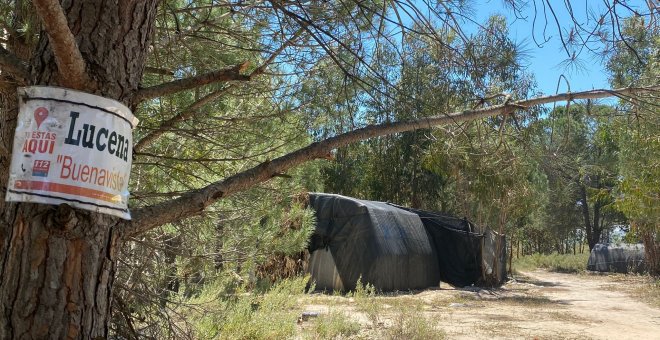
(188, 276), (309, 339)
(386, 311), (444, 340)
(352, 277), (380, 326)
(308, 311), (361, 339)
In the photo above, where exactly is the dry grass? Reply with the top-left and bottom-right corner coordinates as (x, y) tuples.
(635, 278), (660, 308)
(491, 295), (556, 307)
(544, 311), (589, 323)
(474, 321), (518, 337)
(606, 274), (660, 309)
(586, 271), (660, 308)
(295, 271), (660, 339)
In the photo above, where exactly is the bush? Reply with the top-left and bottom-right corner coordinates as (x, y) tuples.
(188, 276), (310, 339)
(386, 311), (444, 340)
(352, 277), (380, 326)
(308, 311), (361, 339)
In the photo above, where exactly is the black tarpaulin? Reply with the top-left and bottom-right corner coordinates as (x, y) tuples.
(394, 206), (484, 287)
(587, 243), (645, 273)
(307, 193), (441, 291)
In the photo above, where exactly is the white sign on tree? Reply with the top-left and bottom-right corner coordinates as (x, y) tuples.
(5, 86), (138, 219)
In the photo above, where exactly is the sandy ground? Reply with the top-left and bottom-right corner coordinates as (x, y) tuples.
(300, 270), (660, 339)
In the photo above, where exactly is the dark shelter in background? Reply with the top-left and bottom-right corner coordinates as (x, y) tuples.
(587, 243), (646, 273)
(395, 206), (490, 287)
(307, 193), (441, 291)
(306, 193), (507, 291)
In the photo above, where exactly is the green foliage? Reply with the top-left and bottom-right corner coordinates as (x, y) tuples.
(606, 16), (660, 273)
(188, 276), (310, 339)
(608, 17), (659, 224)
(1, 0), (656, 338)
(317, 14), (539, 226)
(352, 277), (381, 326)
(307, 311), (361, 339)
(513, 253), (590, 274)
(113, 191), (319, 337)
(222, 198), (316, 270)
(352, 276), (377, 298)
(386, 311), (445, 340)
(607, 16), (658, 89)
(531, 104), (623, 250)
(119, 5), (325, 329)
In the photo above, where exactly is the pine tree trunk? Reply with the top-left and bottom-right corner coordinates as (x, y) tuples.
(579, 184), (598, 250)
(641, 225), (660, 276)
(0, 1), (158, 338)
(0, 205), (122, 338)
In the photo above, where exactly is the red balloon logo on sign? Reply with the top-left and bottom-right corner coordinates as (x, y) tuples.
(34, 107), (48, 129)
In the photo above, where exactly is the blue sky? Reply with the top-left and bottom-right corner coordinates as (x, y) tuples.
(473, 1), (620, 95)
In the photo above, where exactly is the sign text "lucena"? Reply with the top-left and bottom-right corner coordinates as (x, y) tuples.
(64, 111), (130, 162)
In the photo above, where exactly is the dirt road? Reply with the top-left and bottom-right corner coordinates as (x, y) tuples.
(430, 270), (660, 339)
(508, 270), (660, 340)
(301, 270), (660, 339)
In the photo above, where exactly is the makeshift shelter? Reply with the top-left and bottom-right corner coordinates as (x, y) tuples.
(394, 206), (484, 287)
(587, 243), (646, 273)
(306, 193), (508, 291)
(307, 193), (441, 291)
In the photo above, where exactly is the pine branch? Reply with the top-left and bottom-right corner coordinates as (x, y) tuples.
(134, 61), (251, 103)
(121, 85), (660, 237)
(133, 28), (304, 151)
(33, 0), (89, 90)
(0, 45), (29, 83)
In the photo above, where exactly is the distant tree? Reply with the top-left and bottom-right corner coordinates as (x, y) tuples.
(607, 16), (660, 274)
(534, 104), (623, 250)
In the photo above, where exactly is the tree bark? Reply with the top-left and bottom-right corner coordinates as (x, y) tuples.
(0, 205), (121, 339)
(591, 201), (602, 246)
(0, 0), (159, 338)
(580, 177), (605, 251)
(579, 184), (596, 250)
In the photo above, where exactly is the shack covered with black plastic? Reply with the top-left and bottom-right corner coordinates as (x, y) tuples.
(395, 206), (485, 287)
(307, 193), (441, 291)
(587, 243), (645, 273)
